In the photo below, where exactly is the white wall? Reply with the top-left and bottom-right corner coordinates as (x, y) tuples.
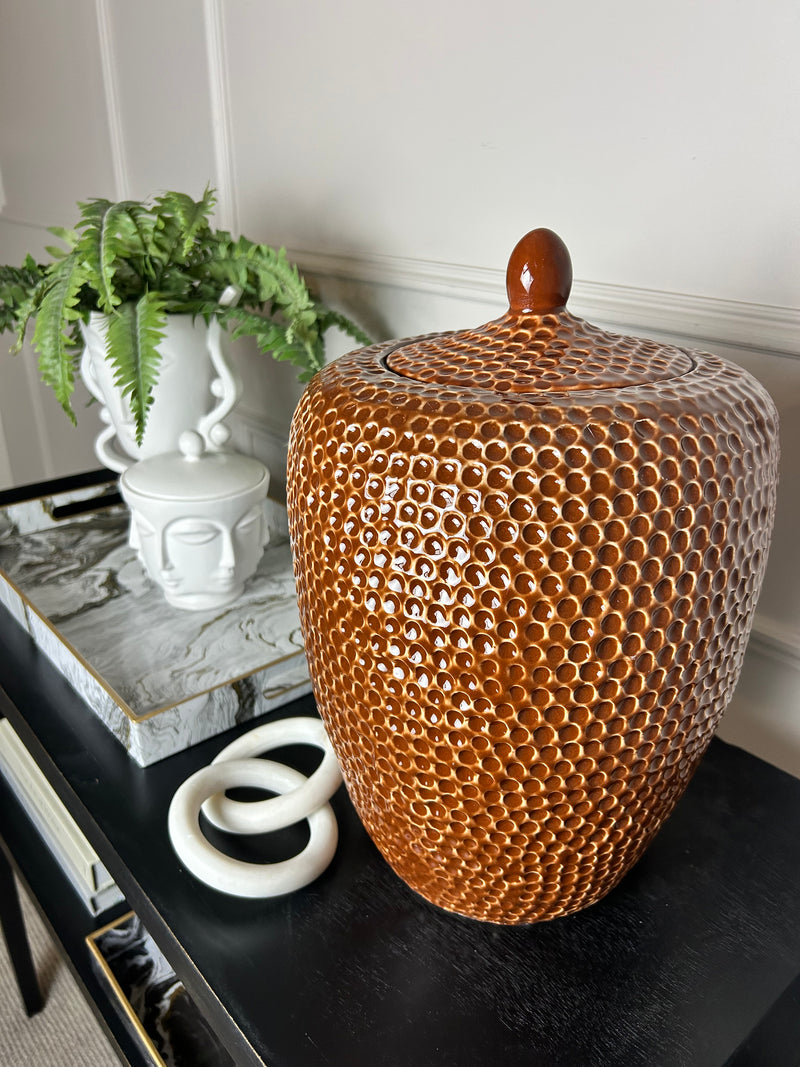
(228, 0), (799, 307)
(0, 0), (798, 773)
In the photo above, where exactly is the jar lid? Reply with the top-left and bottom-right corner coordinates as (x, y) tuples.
(121, 432), (268, 502)
(385, 229), (693, 394)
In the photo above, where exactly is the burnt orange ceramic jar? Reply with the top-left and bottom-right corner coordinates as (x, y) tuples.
(287, 229), (779, 924)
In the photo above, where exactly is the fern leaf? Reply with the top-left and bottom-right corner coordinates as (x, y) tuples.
(221, 306), (286, 350)
(8, 291), (41, 351)
(119, 203), (157, 281)
(202, 253), (248, 293)
(106, 295), (166, 445)
(314, 305), (373, 348)
(222, 305), (323, 379)
(175, 187), (215, 258)
(31, 255), (88, 421)
(253, 262), (281, 304)
(47, 225), (79, 250)
(96, 200), (156, 302)
(0, 259), (45, 298)
(114, 202), (151, 254)
(152, 188), (215, 270)
(275, 254), (315, 314)
(75, 198), (123, 313)
(0, 259), (48, 337)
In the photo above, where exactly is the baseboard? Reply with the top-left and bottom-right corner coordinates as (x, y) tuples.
(720, 616), (800, 779)
(748, 614), (800, 673)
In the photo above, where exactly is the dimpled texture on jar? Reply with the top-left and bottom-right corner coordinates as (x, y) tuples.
(386, 311), (693, 395)
(287, 230), (779, 924)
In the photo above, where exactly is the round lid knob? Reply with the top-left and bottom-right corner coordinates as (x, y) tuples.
(505, 228), (573, 314)
(383, 226), (693, 394)
(179, 430), (205, 461)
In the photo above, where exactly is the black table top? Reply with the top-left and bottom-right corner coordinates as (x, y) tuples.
(1, 597), (800, 1067)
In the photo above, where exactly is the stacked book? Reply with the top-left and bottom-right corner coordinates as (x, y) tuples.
(0, 718), (124, 916)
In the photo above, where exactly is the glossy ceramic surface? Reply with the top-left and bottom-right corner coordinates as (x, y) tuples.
(287, 229), (780, 923)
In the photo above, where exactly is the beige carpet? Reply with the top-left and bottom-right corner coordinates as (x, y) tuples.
(0, 876), (117, 1066)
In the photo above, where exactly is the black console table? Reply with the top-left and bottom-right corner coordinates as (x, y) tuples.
(1, 488), (800, 1066)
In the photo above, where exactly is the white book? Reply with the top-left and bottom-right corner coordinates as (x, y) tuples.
(0, 719), (122, 913)
(0, 718), (113, 890)
(4, 769), (125, 916)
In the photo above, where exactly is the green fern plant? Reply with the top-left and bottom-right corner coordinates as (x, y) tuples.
(0, 188), (371, 444)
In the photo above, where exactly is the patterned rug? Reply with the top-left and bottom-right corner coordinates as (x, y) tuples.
(0, 877), (116, 1066)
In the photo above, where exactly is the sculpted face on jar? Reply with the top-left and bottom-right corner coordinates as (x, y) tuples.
(129, 500), (267, 606)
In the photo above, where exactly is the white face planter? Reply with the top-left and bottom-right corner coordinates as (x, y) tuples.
(120, 432), (270, 611)
(81, 312), (242, 474)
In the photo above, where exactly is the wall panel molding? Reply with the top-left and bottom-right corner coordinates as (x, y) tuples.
(94, 0), (129, 199)
(202, 0), (238, 234)
(292, 248), (800, 358)
(0, 215), (49, 235)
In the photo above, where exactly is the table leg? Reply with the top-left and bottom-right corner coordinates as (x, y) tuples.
(0, 847), (43, 1016)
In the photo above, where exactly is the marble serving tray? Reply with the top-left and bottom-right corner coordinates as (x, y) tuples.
(0, 480), (311, 766)
(87, 911), (233, 1067)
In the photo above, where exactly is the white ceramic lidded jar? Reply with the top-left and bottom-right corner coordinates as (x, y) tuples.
(120, 432), (270, 611)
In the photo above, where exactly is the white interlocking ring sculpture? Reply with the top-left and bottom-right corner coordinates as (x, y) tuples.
(167, 717), (342, 897)
(204, 717), (342, 834)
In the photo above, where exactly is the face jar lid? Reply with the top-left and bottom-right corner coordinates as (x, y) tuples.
(384, 229), (693, 395)
(121, 432), (268, 502)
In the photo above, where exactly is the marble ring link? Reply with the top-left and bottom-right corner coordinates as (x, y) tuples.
(168, 758), (339, 897)
(202, 717), (343, 834)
